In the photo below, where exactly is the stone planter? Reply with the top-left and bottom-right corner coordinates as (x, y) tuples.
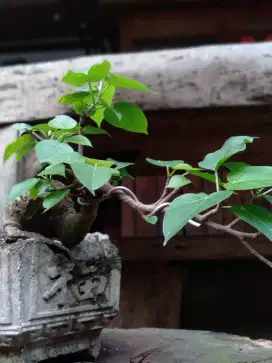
(0, 232), (121, 363)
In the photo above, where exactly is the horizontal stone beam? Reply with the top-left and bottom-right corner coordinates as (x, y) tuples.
(1, 42), (272, 124)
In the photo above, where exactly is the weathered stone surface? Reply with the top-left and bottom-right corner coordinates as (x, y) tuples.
(1, 43), (272, 124)
(98, 328), (272, 363)
(0, 126), (18, 206)
(0, 232), (121, 363)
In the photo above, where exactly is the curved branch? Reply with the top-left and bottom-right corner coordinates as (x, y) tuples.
(238, 237), (272, 269)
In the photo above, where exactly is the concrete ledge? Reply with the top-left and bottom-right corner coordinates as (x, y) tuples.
(1, 42), (272, 124)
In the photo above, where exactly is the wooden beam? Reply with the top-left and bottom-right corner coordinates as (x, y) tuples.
(114, 236), (272, 261)
(2, 43), (272, 124)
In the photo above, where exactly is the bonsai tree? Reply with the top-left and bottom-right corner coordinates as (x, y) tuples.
(2, 60), (272, 267)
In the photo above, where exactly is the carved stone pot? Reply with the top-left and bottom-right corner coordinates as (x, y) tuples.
(0, 232), (121, 363)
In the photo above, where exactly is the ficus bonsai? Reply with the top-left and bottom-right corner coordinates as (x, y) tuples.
(2, 60), (272, 267)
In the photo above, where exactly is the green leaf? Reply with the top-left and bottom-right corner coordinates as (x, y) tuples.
(264, 195), (272, 204)
(230, 205), (272, 241)
(107, 158), (134, 169)
(16, 141), (37, 160)
(65, 135), (93, 147)
(30, 179), (52, 199)
(198, 136), (255, 171)
(7, 178), (40, 204)
(83, 125), (109, 135)
(62, 70), (88, 86)
(38, 163), (66, 177)
(32, 124), (55, 133)
(224, 166), (272, 190)
(4, 134), (34, 162)
(104, 102), (148, 134)
(59, 91), (89, 105)
(35, 140), (83, 164)
(84, 157), (114, 168)
(12, 123), (32, 133)
(173, 163), (200, 171)
(168, 175), (191, 188)
(71, 162), (114, 194)
(88, 60), (111, 82)
(144, 216), (158, 225)
(188, 170), (223, 185)
(223, 162), (250, 171)
(90, 85), (116, 127)
(73, 101), (87, 114)
(48, 115), (77, 130)
(109, 73), (150, 92)
(146, 158), (184, 168)
(43, 189), (70, 212)
(163, 190), (232, 245)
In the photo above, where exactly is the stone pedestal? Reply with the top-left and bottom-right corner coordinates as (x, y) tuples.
(0, 232), (121, 363)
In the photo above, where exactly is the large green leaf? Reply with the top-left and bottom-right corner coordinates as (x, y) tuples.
(65, 135), (93, 147)
(198, 136), (255, 171)
(188, 170), (224, 186)
(104, 102), (148, 134)
(88, 60), (111, 82)
(35, 140), (83, 164)
(7, 178), (40, 204)
(62, 70), (88, 86)
(168, 175), (191, 188)
(32, 124), (55, 133)
(58, 91), (89, 105)
(163, 190), (232, 245)
(71, 162), (114, 193)
(48, 115), (77, 130)
(109, 73), (150, 92)
(43, 189), (71, 212)
(83, 125), (109, 135)
(38, 163), (66, 177)
(230, 205), (272, 241)
(223, 162), (250, 171)
(146, 158), (184, 168)
(12, 123), (32, 133)
(4, 134), (34, 162)
(224, 166), (272, 190)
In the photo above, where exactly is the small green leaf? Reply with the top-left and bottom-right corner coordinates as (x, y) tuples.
(65, 135), (93, 147)
(4, 134), (34, 162)
(16, 141), (37, 160)
(104, 102), (148, 134)
(62, 70), (88, 86)
(43, 189), (70, 212)
(88, 60), (111, 82)
(58, 91), (89, 105)
(71, 162), (114, 194)
(12, 123), (32, 133)
(230, 205), (272, 241)
(224, 166), (272, 190)
(163, 190), (232, 245)
(173, 163), (200, 171)
(264, 195), (272, 204)
(109, 73), (151, 92)
(198, 136), (255, 171)
(146, 158), (184, 168)
(83, 125), (109, 135)
(31, 179), (52, 199)
(39, 163), (66, 177)
(7, 178), (40, 204)
(90, 85), (116, 127)
(84, 157), (114, 168)
(144, 216), (158, 225)
(73, 101), (87, 114)
(32, 124), (55, 133)
(107, 158), (134, 169)
(48, 115), (77, 130)
(168, 175), (191, 188)
(35, 140), (83, 164)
